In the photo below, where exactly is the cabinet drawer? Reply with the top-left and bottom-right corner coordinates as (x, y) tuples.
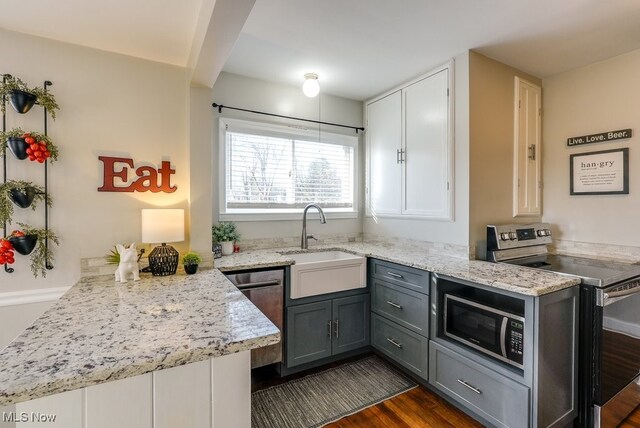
(429, 341), (529, 428)
(370, 259), (429, 294)
(372, 313), (428, 380)
(371, 279), (428, 336)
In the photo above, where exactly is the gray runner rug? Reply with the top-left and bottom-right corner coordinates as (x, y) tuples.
(251, 356), (418, 428)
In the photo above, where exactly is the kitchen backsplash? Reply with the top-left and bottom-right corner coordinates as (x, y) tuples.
(551, 239), (640, 263)
(363, 233), (471, 259)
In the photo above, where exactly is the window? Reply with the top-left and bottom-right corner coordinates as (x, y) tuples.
(219, 118), (358, 220)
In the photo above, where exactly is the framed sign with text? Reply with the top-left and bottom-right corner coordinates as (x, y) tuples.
(570, 148), (629, 195)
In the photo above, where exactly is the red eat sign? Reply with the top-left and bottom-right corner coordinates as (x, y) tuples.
(97, 156), (177, 193)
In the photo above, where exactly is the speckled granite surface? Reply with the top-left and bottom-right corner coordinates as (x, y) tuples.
(216, 242), (581, 296)
(0, 269), (279, 406)
(0, 240), (580, 407)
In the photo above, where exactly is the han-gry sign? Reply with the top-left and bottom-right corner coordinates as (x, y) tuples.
(567, 129), (632, 147)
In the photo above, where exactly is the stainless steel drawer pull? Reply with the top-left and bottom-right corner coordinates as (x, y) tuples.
(457, 379), (482, 395)
(386, 300), (403, 309)
(386, 337), (403, 348)
(387, 271), (404, 279)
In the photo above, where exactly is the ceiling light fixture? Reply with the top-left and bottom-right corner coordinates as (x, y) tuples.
(302, 73), (320, 98)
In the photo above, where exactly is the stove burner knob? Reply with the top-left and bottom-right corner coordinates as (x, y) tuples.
(544, 229), (552, 237)
(500, 232), (510, 241)
(509, 232), (517, 240)
(537, 230), (545, 237)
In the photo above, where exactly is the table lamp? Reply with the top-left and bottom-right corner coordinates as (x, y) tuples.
(141, 208), (184, 276)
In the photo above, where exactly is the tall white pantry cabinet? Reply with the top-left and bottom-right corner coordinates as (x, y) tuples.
(366, 62), (453, 220)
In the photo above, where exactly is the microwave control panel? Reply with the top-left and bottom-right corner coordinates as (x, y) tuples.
(507, 319), (525, 364)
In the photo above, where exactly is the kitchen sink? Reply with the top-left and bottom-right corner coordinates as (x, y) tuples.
(284, 251), (366, 299)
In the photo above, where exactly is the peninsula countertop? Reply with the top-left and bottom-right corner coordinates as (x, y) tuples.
(215, 241), (581, 296)
(0, 269), (280, 406)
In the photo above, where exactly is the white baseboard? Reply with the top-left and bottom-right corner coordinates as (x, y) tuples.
(0, 287), (70, 308)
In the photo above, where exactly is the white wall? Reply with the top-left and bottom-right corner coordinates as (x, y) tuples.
(0, 29), (193, 347)
(543, 48), (640, 248)
(362, 52), (470, 250)
(0, 29), (189, 293)
(210, 72), (364, 242)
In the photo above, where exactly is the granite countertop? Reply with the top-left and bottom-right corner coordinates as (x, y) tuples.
(216, 241), (581, 296)
(0, 269), (280, 406)
(0, 239), (579, 407)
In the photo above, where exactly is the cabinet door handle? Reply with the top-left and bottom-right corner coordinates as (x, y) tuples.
(396, 149), (402, 164)
(387, 271), (404, 279)
(386, 337), (403, 348)
(334, 319), (339, 338)
(386, 300), (403, 309)
(528, 144), (536, 160)
(327, 320), (332, 339)
(457, 379), (482, 395)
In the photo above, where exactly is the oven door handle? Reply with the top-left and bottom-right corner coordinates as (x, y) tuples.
(604, 285), (640, 300)
(234, 280), (281, 290)
(500, 317), (508, 358)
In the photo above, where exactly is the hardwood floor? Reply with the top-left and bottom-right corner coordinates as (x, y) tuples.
(326, 385), (640, 428)
(325, 386), (482, 428)
(621, 405), (640, 428)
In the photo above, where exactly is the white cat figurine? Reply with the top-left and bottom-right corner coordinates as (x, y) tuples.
(115, 243), (140, 283)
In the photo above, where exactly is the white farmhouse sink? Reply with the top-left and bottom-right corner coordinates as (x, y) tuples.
(286, 251), (366, 299)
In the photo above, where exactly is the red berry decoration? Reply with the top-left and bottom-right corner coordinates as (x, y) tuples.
(0, 239), (15, 265)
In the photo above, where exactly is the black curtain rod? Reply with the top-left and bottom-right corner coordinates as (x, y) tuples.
(212, 102), (365, 134)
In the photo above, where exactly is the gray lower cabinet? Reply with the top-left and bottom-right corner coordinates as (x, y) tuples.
(372, 313), (428, 379)
(430, 341), (530, 428)
(286, 295), (370, 368)
(369, 258), (430, 381)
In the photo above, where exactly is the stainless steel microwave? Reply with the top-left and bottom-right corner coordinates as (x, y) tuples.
(444, 294), (525, 369)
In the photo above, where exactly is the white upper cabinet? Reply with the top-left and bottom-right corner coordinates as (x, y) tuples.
(367, 91), (402, 215)
(513, 77), (542, 217)
(366, 63), (453, 220)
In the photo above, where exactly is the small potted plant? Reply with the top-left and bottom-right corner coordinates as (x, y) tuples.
(0, 128), (59, 162)
(0, 75), (59, 118)
(212, 222), (240, 256)
(11, 223), (59, 277)
(0, 180), (50, 225)
(182, 251), (202, 275)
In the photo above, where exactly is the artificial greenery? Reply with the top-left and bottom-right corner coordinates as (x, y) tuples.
(0, 75), (60, 119)
(15, 223), (59, 278)
(0, 128), (59, 162)
(0, 127), (25, 152)
(212, 222), (241, 243)
(105, 246), (120, 265)
(182, 251), (202, 266)
(0, 180), (50, 225)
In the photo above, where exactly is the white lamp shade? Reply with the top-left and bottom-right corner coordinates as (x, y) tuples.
(302, 73), (320, 97)
(141, 209), (185, 244)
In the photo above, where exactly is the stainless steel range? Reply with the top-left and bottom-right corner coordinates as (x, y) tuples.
(487, 223), (640, 428)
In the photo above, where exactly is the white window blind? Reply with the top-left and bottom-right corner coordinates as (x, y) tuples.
(221, 119), (357, 216)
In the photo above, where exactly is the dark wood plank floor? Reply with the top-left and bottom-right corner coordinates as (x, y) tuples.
(325, 385), (640, 428)
(325, 386), (482, 428)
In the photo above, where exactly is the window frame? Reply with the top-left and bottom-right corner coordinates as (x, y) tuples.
(218, 117), (359, 221)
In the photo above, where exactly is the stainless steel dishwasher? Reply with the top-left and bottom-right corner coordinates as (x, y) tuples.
(224, 268), (284, 369)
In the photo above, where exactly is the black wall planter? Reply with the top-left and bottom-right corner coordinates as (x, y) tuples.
(9, 235), (37, 256)
(9, 90), (37, 114)
(9, 187), (36, 208)
(7, 137), (28, 160)
(184, 264), (198, 275)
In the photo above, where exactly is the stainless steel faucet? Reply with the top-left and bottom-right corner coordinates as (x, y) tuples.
(301, 203), (327, 249)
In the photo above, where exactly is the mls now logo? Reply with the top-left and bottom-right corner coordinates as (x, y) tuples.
(2, 411), (57, 423)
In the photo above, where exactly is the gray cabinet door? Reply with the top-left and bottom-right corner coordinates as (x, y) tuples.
(286, 301), (332, 368)
(332, 295), (370, 355)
